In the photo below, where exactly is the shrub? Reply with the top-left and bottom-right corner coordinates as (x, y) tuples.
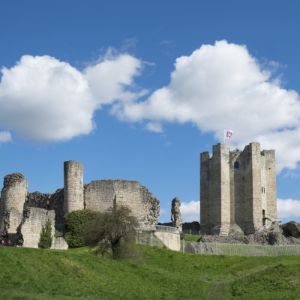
(84, 206), (138, 259)
(65, 210), (99, 248)
(38, 219), (52, 249)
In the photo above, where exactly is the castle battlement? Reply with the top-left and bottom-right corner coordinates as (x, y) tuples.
(200, 142), (277, 235)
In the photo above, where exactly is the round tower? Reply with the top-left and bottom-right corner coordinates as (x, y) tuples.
(64, 160), (84, 214)
(0, 173), (28, 237)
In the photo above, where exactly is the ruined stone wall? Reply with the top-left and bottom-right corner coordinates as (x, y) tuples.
(85, 180), (159, 225)
(64, 160), (84, 214)
(0, 160), (161, 248)
(27, 189), (64, 232)
(0, 173), (27, 241)
(21, 207), (55, 248)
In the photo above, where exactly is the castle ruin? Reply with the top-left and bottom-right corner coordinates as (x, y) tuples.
(200, 142), (277, 236)
(0, 160), (160, 248)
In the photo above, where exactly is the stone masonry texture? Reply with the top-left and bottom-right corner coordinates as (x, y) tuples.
(21, 207), (55, 248)
(200, 142), (277, 235)
(64, 160), (84, 214)
(0, 160), (160, 248)
(0, 173), (27, 243)
(85, 179), (160, 225)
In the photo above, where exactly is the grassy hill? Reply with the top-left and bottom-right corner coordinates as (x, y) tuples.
(0, 245), (299, 299)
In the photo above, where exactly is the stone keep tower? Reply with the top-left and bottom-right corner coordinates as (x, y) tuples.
(0, 173), (28, 241)
(64, 160), (84, 214)
(200, 142), (277, 235)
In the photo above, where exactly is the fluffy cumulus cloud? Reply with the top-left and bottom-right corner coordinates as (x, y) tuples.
(0, 53), (142, 142)
(115, 40), (300, 172)
(180, 200), (200, 222)
(277, 198), (300, 220)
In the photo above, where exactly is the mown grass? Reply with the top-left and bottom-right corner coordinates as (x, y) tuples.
(0, 245), (299, 299)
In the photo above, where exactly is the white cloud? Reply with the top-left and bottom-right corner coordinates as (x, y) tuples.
(115, 40), (300, 172)
(181, 200), (200, 222)
(0, 53), (142, 142)
(145, 122), (163, 133)
(84, 52), (146, 104)
(277, 198), (300, 220)
(0, 131), (12, 143)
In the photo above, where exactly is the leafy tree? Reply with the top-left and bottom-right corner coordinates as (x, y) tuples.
(84, 206), (138, 259)
(38, 219), (52, 249)
(65, 210), (99, 248)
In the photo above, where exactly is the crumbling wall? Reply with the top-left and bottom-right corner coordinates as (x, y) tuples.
(0, 173), (27, 242)
(26, 189), (64, 232)
(20, 207), (55, 248)
(0, 160), (161, 249)
(85, 180), (159, 225)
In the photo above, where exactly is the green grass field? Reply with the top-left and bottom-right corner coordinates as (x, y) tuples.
(182, 234), (201, 242)
(0, 245), (299, 300)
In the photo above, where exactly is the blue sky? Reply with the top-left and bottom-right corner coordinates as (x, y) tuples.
(0, 1), (300, 222)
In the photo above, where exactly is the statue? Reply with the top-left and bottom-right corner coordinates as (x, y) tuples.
(171, 197), (182, 232)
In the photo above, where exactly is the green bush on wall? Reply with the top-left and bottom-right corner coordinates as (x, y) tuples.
(65, 210), (99, 248)
(38, 219), (52, 249)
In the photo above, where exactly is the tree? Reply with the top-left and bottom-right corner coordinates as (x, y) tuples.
(38, 219), (52, 249)
(65, 209), (99, 248)
(84, 206), (138, 259)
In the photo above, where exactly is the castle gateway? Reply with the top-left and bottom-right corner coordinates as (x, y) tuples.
(200, 142), (277, 236)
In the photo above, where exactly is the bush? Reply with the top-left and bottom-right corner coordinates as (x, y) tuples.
(65, 210), (99, 248)
(38, 219), (52, 249)
(84, 206), (138, 259)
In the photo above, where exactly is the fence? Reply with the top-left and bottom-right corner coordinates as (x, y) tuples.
(182, 241), (300, 256)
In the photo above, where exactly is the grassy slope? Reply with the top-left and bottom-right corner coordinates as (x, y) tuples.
(0, 246), (299, 300)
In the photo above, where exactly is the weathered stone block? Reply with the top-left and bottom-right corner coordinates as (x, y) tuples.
(21, 207), (55, 248)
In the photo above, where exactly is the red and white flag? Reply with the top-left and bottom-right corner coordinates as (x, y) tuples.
(224, 129), (234, 139)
